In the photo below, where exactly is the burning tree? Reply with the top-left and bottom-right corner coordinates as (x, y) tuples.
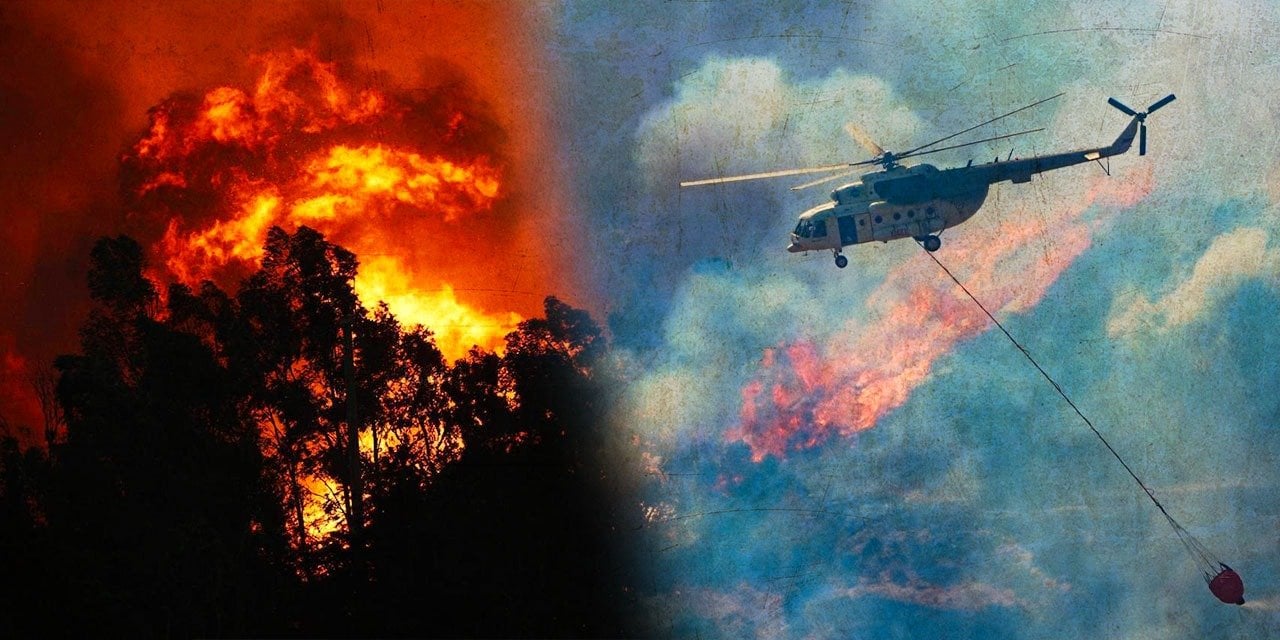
(91, 46), (550, 549)
(21, 227), (629, 636)
(0, 45), (636, 637)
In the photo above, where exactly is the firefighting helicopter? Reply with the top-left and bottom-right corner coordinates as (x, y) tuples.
(681, 93), (1175, 268)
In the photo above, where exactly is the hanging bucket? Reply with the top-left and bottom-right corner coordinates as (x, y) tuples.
(1208, 564), (1245, 605)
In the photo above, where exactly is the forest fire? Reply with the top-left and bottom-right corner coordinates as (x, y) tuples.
(114, 47), (534, 544)
(0, 5), (626, 636)
(126, 48), (517, 360)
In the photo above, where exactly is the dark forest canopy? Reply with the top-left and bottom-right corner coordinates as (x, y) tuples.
(0, 226), (641, 637)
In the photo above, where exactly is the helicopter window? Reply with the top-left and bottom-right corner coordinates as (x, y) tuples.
(893, 212), (901, 221)
(859, 219), (865, 226)
(794, 222), (805, 236)
(813, 220), (828, 237)
(908, 210), (915, 218)
(926, 206), (936, 216)
(874, 215), (882, 224)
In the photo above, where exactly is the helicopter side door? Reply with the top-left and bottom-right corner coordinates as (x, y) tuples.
(836, 214), (858, 247)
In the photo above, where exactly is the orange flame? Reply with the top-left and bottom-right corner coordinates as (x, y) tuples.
(129, 48), (518, 360)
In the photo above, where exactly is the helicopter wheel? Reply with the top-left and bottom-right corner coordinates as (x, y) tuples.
(922, 235), (942, 252)
(834, 254), (848, 269)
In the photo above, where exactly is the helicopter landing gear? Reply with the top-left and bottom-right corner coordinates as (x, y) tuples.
(916, 234), (942, 252)
(834, 253), (848, 269)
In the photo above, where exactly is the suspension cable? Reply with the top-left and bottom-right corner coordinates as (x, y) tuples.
(919, 244), (1218, 574)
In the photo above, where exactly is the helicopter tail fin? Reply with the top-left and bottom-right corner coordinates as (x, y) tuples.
(1105, 94), (1176, 156)
(1105, 117), (1141, 156)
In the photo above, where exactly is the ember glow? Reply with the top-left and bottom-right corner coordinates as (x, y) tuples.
(126, 48), (517, 360)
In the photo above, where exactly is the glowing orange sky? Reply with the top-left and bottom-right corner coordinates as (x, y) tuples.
(0, 1), (585, 439)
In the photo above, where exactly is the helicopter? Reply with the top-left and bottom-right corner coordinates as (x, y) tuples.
(680, 93), (1176, 268)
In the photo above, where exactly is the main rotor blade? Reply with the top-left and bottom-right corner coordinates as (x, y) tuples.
(1146, 93), (1176, 114)
(790, 168), (859, 191)
(1108, 97), (1138, 116)
(1139, 123), (1147, 156)
(843, 123), (885, 157)
(897, 128), (1044, 162)
(680, 162), (853, 187)
(900, 93), (1063, 158)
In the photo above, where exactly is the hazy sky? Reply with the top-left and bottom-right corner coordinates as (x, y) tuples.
(552, 1), (1280, 637)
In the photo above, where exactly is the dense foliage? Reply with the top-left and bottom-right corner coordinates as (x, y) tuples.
(0, 227), (634, 637)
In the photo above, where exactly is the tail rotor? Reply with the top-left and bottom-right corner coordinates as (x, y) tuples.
(1108, 94), (1176, 155)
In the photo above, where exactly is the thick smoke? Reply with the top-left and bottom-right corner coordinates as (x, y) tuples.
(0, 4), (127, 435)
(628, 58), (1158, 459)
(558, 1), (1280, 636)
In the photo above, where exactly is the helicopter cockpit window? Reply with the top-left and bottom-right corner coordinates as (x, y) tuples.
(812, 220), (828, 237)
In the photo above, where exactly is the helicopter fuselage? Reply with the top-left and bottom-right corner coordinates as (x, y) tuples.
(788, 112), (1143, 259)
(679, 93), (1172, 268)
(787, 164), (989, 253)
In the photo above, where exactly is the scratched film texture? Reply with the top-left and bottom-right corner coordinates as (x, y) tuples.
(0, 1), (1276, 637)
(553, 1), (1280, 638)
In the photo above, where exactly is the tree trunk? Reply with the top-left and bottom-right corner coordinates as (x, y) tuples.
(343, 322), (363, 547)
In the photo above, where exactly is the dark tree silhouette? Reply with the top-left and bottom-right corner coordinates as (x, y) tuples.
(0, 229), (641, 637)
(360, 297), (630, 637)
(45, 236), (289, 636)
(0, 433), (53, 638)
(225, 227), (361, 559)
